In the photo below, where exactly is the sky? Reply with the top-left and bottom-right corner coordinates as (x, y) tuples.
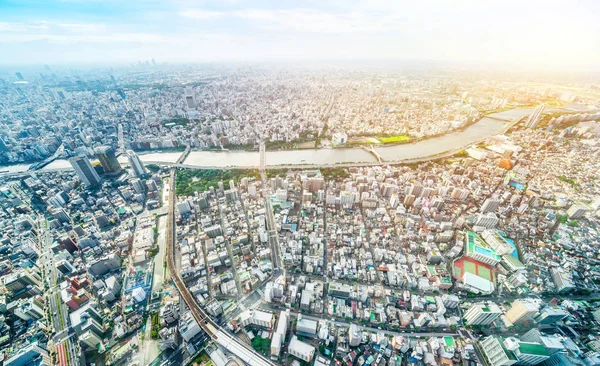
(0, 0), (598, 71)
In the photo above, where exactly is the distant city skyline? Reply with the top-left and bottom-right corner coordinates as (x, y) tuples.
(0, 0), (599, 71)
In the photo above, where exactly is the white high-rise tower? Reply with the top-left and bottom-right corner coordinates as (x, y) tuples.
(126, 150), (147, 178)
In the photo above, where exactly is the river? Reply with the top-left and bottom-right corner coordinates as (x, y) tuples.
(1, 108), (535, 174)
(184, 108), (534, 166)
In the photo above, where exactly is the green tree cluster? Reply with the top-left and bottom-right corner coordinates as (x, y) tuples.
(150, 312), (160, 339)
(251, 336), (270, 355)
(146, 164), (160, 173)
(320, 167), (350, 180)
(176, 169), (260, 196)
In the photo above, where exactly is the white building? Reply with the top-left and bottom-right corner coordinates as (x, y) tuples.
(481, 230), (515, 256)
(80, 330), (104, 352)
(550, 268), (575, 293)
(463, 303), (502, 326)
(288, 336), (315, 363)
(441, 294), (460, 309)
(475, 213), (500, 229)
(252, 310), (274, 328)
(270, 310), (289, 359)
(179, 312), (201, 342)
(131, 287), (147, 303)
(567, 203), (588, 219)
(349, 323), (362, 347)
(480, 336), (518, 366)
(505, 300), (539, 325)
(331, 132), (348, 145)
(296, 315), (318, 336)
(480, 198), (500, 213)
(126, 150), (147, 178)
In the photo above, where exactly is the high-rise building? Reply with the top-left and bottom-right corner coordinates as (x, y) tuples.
(566, 203), (588, 219)
(480, 198), (500, 213)
(95, 146), (122, 174)
(408, 183), (424, 197)
(14, 298), (45, 321)
(185, 95), (196, 109)
(4, 269), (42, 293)
(270, 310), (289, 359)
(404, 194), (416, 207)
(70, 156), (101, 188)
(80, 330), (104, 351)
(126, 150), (147, 178)
(549, 268), (575, 293)
(505, 300), (539, 325)
(479, 336), (518, 366)
(475, 212), (500, 229)
(131, 178), (146, 194)
(463, 302), (502, 326)
(480, 336), (551, 366)
(4, 341), (50, 366)
(505, 337), (551, 365)
(525, 104), (546, 128)
(441, 294), (460, 309)
(521, 329), (566, 356)
(349, 323), (362, 347)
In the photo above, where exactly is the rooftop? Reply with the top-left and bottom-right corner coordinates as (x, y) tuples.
(518, 342), (550, 356)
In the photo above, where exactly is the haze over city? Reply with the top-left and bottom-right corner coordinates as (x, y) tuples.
(1, 0), (599, 70)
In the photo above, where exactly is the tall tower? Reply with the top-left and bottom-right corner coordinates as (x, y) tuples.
(69, 156), (101, 188)
(126, 150), (147, 178)
(95, 146), (122, 174)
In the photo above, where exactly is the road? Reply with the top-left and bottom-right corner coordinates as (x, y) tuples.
(165, 168), (275, 366)
(218, 203), (243, 296)
(39, 219), (81, 366)
(152, 214), (168, 293)
(117, 124), (125, 152)
(259, 141), (284, 275)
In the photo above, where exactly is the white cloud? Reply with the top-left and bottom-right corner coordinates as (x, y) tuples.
(0, 22), (50, 32)
(0, 30), (235, 45)
(179, 7), (407, 33)
(0, 1), (598, 68)
(178, 9), (225, 19)
(57, 23), (107, 33)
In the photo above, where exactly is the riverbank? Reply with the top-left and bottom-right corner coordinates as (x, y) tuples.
(1, 108), (536, 175)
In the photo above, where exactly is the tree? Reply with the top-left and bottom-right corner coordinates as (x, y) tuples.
(146, 164), (160, 173)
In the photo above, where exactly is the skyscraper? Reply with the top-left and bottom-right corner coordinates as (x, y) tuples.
(69, 156), (101, 188)
(95, 146), (122, 175)
(126, 150), (147, 178)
